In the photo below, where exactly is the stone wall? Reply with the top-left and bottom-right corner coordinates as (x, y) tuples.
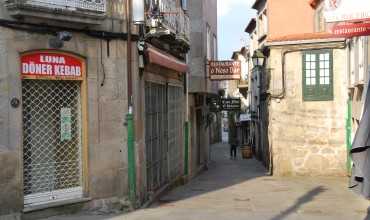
(268, 45), (348, 176)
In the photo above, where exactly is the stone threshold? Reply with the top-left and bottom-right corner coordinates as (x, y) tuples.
(23, 197), (91, 213)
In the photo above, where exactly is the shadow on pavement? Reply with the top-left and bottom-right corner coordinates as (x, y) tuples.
(151, 143), (267, 207)
(365, 207), (370, 220)
(269, 186), (327, 220)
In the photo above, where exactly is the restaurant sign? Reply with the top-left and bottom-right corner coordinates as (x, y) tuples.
(209, 61), (241, 81)
(220, 98), (241, 111)
(324, 0), (370, 23)
(21, 51), (84, 80)
(332, 23), (370, 38)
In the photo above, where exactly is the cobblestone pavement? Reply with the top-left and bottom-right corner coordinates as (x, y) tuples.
(45, 143), (370, 220)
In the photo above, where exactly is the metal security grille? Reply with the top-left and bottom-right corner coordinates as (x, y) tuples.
(22, 79), (82, 206)
(145, 82), (184, 193)
(145, 82), (168, 192)
(167, 85), (183, 179)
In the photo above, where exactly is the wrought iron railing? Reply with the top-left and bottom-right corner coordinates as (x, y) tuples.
(7, 0), (106, 13)
(148, 0), (190, 43)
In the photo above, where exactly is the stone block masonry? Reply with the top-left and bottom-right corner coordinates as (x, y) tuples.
(268, 47), (348, 176)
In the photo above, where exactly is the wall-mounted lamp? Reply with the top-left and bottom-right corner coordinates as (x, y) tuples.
(49, 31), (73, 49)
(252, 50), (265, 67)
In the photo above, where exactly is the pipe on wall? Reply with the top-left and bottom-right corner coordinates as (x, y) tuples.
(270, 42), (347, 99)
(126, 0), (137, 207)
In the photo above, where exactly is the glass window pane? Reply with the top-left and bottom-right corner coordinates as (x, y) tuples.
(324, 53), (330, 60)
(311, 70), (316, 77)
(311, 78), (316, 85)
(320, 78), (325, 85)
(325, 69), (329, 76)
(311, 54), (316, 61)
(320, 54), (324, 60)
(305, 55), (311, 62)
(325, 78), (330, 85)
(320, 69), (324, 77)
(320, 61), (324, 68)
(311, 62), (316, 69)
(325, 61), (329, 69)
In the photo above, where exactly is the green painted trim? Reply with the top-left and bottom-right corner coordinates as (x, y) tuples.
(346, 99), (352, 173)
(184, 121), (189, 176)
(302, 50), (334, 102)
(126, 113), (136, 204)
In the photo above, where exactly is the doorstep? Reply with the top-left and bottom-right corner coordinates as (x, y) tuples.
(23, 197), (91, 213)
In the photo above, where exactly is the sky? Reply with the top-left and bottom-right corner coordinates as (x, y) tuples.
(217, 0), (256, 60)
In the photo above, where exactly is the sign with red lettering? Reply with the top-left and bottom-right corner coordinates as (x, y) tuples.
(209, 61), (241, 81)
(324, 0), (370, 23)
(21, 51), (85, 80)
(332, 23), (370, 38)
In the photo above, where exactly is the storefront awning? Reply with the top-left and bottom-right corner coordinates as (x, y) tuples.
(145, 44), (188, 73)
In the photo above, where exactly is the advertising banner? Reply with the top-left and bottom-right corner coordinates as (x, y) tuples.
(21, 51), (84, 80)
(324, 0), (370, 23)
(209, 61), (241, 81)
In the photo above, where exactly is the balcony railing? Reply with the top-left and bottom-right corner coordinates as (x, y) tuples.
(7, 0), (106, 13)
(5, 0), (106, 24)
(146, 0), (190, 46)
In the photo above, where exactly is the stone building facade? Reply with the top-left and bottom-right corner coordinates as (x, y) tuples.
(0, 1), (137, 219)
(246, 0), (349, 176)
(266, 41), (348, 176)
(0, 0), (193, 218)
(187, 0), (219, 178)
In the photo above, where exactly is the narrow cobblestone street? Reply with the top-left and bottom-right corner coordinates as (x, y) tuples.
(44, 143), (370, 220)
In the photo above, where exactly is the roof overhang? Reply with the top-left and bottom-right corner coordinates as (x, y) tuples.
(266, 38), (345, 47)
(309, 0), (323, 9)
(252, 0), (266, 10)
(245, 18), (257, 34)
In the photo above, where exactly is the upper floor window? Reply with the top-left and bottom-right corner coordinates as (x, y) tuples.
(315, 4), (326, 32)
(181, 0), (188, 11)
(258, 9), (268, 39)
(303, 50), (333, 101)
(213, 35), (218, 60)
(207, 24), (212, 60)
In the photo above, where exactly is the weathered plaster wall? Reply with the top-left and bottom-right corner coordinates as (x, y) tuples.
(0, 28), (130, 215)
(268, 46), (347, 176)
(267, 0), (315, 39)
(188, 0), (218, 93)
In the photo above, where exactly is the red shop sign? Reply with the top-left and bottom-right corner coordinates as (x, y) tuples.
(21, 51), (85, 80)
(332, 23), (370, 38)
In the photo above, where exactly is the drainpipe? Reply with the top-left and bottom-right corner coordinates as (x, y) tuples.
(184, 70), (189, 176)
(126, 0), (136, 206)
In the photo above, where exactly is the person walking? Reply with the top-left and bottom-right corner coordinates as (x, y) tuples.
(229, 113), (238, 160)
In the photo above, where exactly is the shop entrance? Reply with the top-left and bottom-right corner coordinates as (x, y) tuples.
(22, 80), (83, 207)
(145, 82), (183, 194)
(20, 50), (86, 207)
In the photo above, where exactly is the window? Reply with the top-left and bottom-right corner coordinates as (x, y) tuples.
(181, 0), (187, 11)
(206, 24), (211, 60)
(303, 50), (333, 101)
(213, 35), (217, 59)
(315, 7), (326, 32)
